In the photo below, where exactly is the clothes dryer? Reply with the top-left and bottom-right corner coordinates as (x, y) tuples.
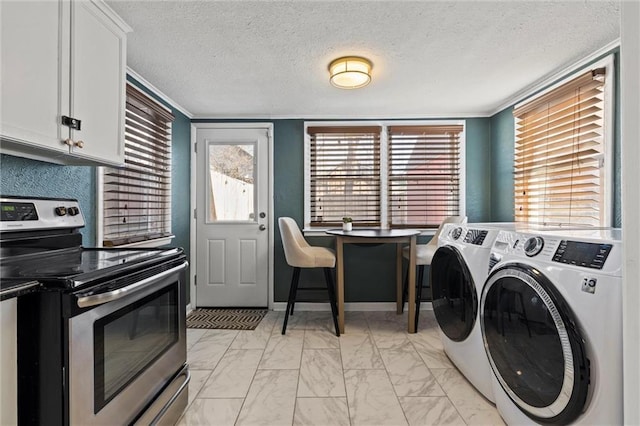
(481, 228), (622, 425)
(429, 223), (514, 402)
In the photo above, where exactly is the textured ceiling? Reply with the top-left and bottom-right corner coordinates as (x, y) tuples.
(106, 1), (620, 118)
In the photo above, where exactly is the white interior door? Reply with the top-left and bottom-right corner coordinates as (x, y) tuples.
(195, 126), (270, 307)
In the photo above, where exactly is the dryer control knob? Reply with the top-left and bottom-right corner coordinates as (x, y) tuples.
(451, 227), (463, 240)
(524, 236), (544, 257)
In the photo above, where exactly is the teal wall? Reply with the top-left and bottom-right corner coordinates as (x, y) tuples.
(0, 75), (192, 291)
(489, 108), (515, 222)
(465, 118), (492, 222)
(194, 117), (493, 302)
(489, 49), (622, 227)
(0, 156), (96, 245)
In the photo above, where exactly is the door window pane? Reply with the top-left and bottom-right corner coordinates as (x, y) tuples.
(208, 143), (256, 222)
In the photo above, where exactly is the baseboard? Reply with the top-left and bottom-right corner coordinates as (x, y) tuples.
(189, 301), (434, 312)
(271, 301), (433, 312)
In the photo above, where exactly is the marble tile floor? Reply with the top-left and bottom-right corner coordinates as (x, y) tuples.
(178, 310), (504, 426)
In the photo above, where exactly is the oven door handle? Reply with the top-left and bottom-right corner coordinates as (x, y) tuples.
(76, 262), (188, 308)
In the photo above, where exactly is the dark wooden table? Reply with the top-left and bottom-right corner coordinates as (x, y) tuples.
(325, 228), (422, 333)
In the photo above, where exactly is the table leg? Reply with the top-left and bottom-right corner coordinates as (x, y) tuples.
(336, 236), (345, 334)
(396, 243), (403, 314)
(408, 235), (417, 333)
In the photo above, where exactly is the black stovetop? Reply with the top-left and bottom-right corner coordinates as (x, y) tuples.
(1, 246), (183, 290)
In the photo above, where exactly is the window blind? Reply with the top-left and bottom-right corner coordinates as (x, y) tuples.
(102, 84), (175, 246)
(388, 125), (463, 228)
(308, 126), (381, 227)
(513, 68), (606, 227)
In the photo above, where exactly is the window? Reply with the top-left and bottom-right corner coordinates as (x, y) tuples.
(100, 84), (175, 247)
(207, 142), (256, 222)
(513, 58), (613, 227)
(388, 125), (463, 228)
(305, 121), (465, 229)
(307, 126), (381, 227)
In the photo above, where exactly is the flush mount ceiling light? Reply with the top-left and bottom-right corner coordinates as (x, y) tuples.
(328, 56), (372, 89)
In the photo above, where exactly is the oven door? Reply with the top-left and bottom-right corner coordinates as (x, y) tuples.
(68, 261), (188, 425)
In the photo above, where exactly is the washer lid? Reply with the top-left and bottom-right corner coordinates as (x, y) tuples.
(430, 245), (477, 342)
(481, 264), (589, 424)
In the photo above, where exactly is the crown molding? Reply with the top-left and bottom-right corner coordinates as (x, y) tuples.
(92, 0), (132, 33)
(488, 38), (620, 116)
(126, 67), (193, 119)
(191, 112), (490, 120)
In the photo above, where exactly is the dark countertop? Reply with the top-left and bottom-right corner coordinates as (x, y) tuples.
(0, 280), (41, 301)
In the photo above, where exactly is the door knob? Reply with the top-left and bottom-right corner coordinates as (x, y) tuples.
(259, 224), (266, 231)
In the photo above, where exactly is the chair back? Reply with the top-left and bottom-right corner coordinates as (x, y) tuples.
(278, 217), (311, 267)
(428, 215), (467, 247)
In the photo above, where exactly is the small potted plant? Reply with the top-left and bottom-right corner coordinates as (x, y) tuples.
(342, 216), (353, 231)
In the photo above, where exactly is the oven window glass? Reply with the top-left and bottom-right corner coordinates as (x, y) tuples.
(93, 285), (178, 412)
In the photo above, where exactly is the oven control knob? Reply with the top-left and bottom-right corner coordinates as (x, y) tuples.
(524, 236), (544, 257)
(68, 207), (79, 216)
(55, 206), (67, 216)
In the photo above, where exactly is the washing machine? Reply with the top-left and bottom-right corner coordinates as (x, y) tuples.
(481, 228), (622, 425)
(429, 222), (515, 402)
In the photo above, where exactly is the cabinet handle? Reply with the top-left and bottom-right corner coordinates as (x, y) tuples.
(63, 138), (74, 146)
(75, 140), (85, 149)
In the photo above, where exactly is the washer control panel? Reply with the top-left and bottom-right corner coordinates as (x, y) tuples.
(524, 236), (545, 257)
(552, 240), (612, 270)
(464, 229), (488, 245)
(490, 229), (621, 276)
(450, 226), (463, 240)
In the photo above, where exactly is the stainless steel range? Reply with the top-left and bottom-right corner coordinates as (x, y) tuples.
(0, 196), (190, 425)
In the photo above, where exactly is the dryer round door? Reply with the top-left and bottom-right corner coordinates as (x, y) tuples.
(480, 263), (589, 424)
(430, 245), (477, 342)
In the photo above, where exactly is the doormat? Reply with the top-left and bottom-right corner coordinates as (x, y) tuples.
(187, 308), (268, 330)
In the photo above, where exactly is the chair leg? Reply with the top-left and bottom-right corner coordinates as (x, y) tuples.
(291, 267), (302, 317)
(401, 265), (409, 313)
(415, 265), (425, 332)
(290, 269), (302, 316)
(282, 267), (301, 335)
(324, 268), (340, 337)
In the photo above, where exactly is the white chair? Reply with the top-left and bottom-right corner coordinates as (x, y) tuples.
(278, 217), (340, 336)
(402, 215), (467, 330)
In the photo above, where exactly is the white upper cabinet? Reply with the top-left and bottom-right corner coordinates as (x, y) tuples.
(0, 1), (67, 156)
(0, 0), (131, 167)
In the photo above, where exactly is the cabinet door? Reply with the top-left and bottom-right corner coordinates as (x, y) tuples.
(0, 1), (68, 154)
(68, 1), (126, 166)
